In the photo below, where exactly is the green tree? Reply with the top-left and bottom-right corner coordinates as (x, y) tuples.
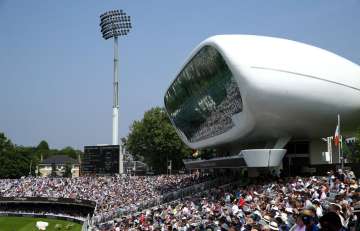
(354, 128), (360, 161)
(63, 162), (72, 178)
(51, 163), (57, 177)
(0, 151), (30, 178)
(0, 133), (34, 178)
(15, 145), (38, 176)
(0, 132), (14, 155)
(61, 146), (77, 159)
(37, 140), (49, 151)
(126, 107), (191, 174)
(345, 128), (360, 163)
(36, 140), (50, 160)
(0, 132), (81, 178)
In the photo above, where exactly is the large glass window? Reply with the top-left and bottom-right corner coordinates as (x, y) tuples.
(164, 46), (243, 143)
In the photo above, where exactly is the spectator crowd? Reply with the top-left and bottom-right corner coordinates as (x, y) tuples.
(0, 173), (207, 223)
(102, 169), (360, 231)
(189, 79), (243, 143)
(0, 169), (359, 231)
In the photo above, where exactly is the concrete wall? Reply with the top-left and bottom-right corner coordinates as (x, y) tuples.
(38, 165), (80, 177)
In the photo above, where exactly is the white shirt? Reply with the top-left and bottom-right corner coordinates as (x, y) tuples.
(316, 206), (323, 218)
(232, 204), (239, 215)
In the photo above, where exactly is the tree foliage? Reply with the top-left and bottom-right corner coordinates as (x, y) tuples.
(63, 162), (72, 178)
(0, 132), (14, 155)
(354, 128), (360, 161)
(0, 132), (82, 178)
(0, 133), (30, 178)
(356, 127), (360, 145)
(126, 107), (191, 174)
(344, 128), (360, 163)
(60, 146), (78, 160)
(51, 163), (57, 177)
(37, 140), (49, 151)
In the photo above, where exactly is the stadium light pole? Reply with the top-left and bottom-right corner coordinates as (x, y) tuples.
(100, 10), (132, 175)
(100, 10), (132, 146)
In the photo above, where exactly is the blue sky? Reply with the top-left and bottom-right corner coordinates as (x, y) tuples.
(0, 0), (359, 149)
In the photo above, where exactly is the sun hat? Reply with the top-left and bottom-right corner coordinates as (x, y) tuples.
(330, 203), (342, 211)
(269, 221), (279, 231)
(262, 215), (271, 223)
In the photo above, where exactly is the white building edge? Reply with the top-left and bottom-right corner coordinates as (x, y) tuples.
(164, 35), (360, 175)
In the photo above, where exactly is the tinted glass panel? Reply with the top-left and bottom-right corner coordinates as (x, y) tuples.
(164, 46), (242, 143)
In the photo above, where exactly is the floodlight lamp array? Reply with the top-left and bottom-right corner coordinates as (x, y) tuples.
(100, 9), (132, 40)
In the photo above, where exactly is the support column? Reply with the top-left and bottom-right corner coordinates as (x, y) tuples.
(112, 36), (119, 145)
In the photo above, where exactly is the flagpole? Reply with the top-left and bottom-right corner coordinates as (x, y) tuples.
(338, 140), (341, 167)
(341, 135), (344, 170)
(337, 114), (344, 170)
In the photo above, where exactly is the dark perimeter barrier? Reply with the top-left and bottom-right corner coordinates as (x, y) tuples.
(0, 197), (96, 208)
(0, 197), (95, 231)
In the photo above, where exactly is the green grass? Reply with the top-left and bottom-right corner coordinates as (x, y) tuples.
(0, 216), (82, 231)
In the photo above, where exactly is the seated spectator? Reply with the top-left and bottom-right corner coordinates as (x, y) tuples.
(319, 212), (345, 231)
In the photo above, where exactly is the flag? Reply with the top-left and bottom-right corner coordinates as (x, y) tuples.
(334, 114), (340, 147)
(334, 125), (340, 146)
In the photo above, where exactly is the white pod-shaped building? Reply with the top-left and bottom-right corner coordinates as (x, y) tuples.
(164, 35), (360, 169)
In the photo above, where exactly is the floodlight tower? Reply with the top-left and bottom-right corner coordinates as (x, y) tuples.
(100, 10), (132, 145)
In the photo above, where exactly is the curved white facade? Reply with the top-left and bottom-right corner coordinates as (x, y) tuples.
(165, 35), (360, 153)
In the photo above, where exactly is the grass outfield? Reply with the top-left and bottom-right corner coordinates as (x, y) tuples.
(0, 216), (82, 231)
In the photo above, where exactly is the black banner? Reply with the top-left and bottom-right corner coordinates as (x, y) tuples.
(0, 197), (96, 207)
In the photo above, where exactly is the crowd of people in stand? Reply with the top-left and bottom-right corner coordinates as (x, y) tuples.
(190, 80), (243, 143)
(0, 169), (359, 231)
(0, 173), (207, 223)
(100, 169), (360, 231)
